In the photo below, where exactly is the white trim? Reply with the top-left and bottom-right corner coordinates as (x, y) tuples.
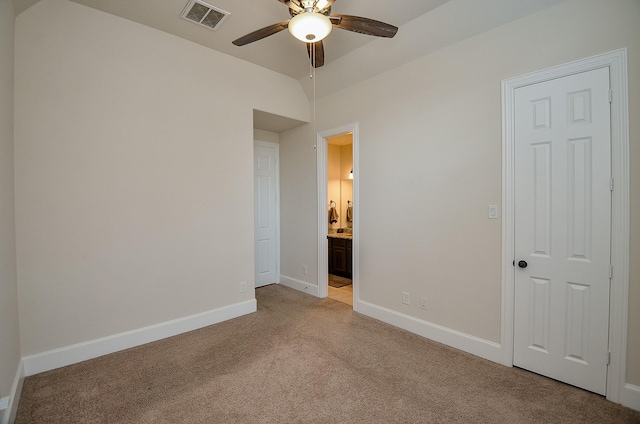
(22, 300), (256, 376)
(316, 122), (359, 310)
(254, 139), (281, 287)
(501, 49), (629, 404)
(1, 358), (24, 424)
(279, 274), (319, 297)
(620, 384), (640, 412)
(358, 300), (502, 363)
(352, 127), (359, 310)
(316, 129), (328, 299)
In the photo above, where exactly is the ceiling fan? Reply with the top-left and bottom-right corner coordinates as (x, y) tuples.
(232, 0), (398, 68)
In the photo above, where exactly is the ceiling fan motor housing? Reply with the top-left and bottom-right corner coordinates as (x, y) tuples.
(289, 0), (332, 17)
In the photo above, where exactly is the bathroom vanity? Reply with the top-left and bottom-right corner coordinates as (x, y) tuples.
(327, 233), (352, 279)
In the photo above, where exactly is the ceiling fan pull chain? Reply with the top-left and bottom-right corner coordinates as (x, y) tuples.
(312, 43), (316, 124)
(310, 42), (314, 78)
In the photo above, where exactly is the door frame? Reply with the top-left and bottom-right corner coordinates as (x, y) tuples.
(254, 139), (280, 287)
(317, 122), (359, 310)
(501, 49), (629, 403)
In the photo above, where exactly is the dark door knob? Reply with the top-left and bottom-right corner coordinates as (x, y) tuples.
(518, 260), (528, 268)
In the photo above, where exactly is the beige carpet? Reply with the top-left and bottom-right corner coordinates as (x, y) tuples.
(16, 284), (640, 423)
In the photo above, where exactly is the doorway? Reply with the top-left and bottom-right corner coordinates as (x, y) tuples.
(327, 134), (353, 305)
(317, 123), (359, 310)
(501, 49), (629, 402)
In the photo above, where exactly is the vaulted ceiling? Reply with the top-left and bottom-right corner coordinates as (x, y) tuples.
(12, 0), (567, 100)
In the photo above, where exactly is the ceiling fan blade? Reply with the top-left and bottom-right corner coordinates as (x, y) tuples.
(232, 20), (290, 46)
(277, 0), (304, 14)
(317, 0), (336, 13)
(330, 14), (398, 38)
(306, 40), (325, 68)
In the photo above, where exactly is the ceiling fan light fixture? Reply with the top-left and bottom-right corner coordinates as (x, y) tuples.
(288, 12), (333, 43)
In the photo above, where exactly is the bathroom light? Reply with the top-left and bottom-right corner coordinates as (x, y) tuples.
(349, 169), (353, 179)
(288, 12), (333, 43)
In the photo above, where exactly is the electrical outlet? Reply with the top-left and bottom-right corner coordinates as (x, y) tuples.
(240, 282), (247, 293)
(302, 265), (308, 275)
(402, 292), (410, 305)
(421, 298), (428, 310)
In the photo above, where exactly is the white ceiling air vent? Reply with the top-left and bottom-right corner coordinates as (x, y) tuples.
(181, 0), (230, 31)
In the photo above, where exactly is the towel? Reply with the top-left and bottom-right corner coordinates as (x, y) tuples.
(329, 207), (339, 224)
(346, 206), (353, 223)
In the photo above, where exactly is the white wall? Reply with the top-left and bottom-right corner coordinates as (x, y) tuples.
(280, 124), (318, 284)
(280, 0), (640, 386)
(0, 0), (20, 412)
(13, 0), (309, 357)
(253, 129), (279, 144)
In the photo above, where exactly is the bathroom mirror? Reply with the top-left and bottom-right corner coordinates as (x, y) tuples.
(340, 179), (353, 229)
(327, 136), (353, 232)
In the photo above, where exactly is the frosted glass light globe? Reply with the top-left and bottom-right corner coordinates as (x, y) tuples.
(288, 12), (333, 43)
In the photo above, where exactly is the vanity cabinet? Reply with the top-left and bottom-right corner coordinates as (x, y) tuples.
(328, 236), (352, 279)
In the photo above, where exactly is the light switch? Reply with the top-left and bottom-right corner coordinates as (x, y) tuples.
(488, 205), (498, 219)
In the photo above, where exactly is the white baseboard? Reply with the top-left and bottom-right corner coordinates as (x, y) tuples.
(620, 383), (640, 412)
(357, 300), (503, 364)
(279, 275), (319, 297)
(23, 299), (257, 377)
(356, 300), (640, 410)
(1, 358), (24, 424)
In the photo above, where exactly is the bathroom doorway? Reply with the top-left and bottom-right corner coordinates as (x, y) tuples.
(327, 134), (353, 305)
(317, 123), (359, 310)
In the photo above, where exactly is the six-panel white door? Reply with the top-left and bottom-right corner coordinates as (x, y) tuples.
(254, 142), (278, 288)
(513, 67), (611, 395)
